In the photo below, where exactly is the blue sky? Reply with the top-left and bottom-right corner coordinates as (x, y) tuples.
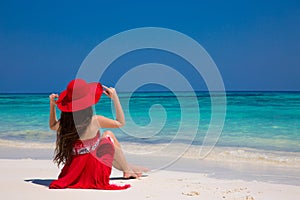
(0, 0), (299, 92)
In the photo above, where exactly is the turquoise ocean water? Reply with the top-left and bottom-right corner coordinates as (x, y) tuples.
(0, 92), (299, 153)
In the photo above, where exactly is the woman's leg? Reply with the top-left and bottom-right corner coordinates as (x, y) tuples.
(102, 130), (149, 178)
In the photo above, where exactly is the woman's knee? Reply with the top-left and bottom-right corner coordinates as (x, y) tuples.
(103, 130), (115, 138)
(102, 130), (119, 146)
(102, 130), (117, 143)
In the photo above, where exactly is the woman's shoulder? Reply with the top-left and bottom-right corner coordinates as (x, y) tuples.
(79, 116), (101, 140)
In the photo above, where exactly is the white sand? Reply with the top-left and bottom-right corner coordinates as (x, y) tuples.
(1, 159), (299, 200)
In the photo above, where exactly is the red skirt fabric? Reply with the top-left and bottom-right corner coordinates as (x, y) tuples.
(49, 132), (130, 190)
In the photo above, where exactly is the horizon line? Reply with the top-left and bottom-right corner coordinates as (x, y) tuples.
(0, 90), (300, 94)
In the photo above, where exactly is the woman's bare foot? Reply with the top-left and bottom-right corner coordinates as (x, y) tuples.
(123, 164), (150, 179)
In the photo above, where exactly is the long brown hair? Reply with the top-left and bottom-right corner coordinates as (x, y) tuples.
(54, 106), (93, 166)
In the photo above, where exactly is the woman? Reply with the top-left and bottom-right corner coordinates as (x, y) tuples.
(48, 79), (148, 189)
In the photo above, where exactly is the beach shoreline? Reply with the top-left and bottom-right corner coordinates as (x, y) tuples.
(1, 138), (300, 199)
(1, 142), (299, 186)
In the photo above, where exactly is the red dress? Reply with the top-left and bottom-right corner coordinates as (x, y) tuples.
(49, 132), (130, 190)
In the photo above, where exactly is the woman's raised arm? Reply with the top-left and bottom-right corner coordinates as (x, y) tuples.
(96, 86), (125, 128)
(49, 93), (59, 131)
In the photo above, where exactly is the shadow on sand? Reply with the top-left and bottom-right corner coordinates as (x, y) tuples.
(24, 176), (142, 187)
(25, 179), (54, 187)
